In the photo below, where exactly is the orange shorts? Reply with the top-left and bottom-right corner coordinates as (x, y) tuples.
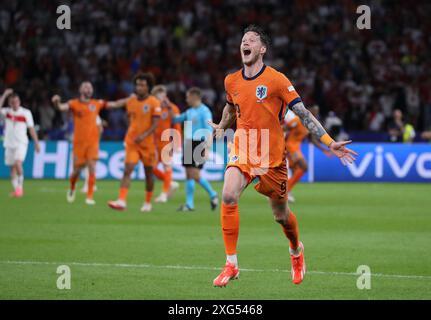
(155, 140), (174, 165)
(125, 143), (156, 167)
(73, 143), (99, 166)
(287, 149), (305, 168)
(227, 161), (288, 201)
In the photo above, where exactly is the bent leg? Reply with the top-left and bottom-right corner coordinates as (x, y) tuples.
(270, 199), (300, 252)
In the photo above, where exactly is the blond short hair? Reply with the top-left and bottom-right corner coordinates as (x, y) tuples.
(151, 84), (167, 96)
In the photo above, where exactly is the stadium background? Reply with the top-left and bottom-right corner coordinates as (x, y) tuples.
(0, 0), (431, 300)
(1, 0), (430, 182)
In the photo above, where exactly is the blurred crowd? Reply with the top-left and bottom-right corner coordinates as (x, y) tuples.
(0, 0), (430, 141)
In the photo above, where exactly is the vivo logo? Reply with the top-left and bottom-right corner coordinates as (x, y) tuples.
(347, 146), (431, 179)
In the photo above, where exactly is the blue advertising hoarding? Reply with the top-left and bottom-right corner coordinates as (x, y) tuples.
(0, 141), (430, 182)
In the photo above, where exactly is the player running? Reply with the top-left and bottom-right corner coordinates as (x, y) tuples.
(167, 87), (219, 212)
(52, 81), (128, 205)
(283, 107), (331, 202)
(209, 26), (357, 287)
(151, 85), (181, 203)
(107, 73), (161, 212)
(0, 89), (40, 197)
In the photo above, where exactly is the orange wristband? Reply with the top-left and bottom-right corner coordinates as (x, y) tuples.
(320, 133), (334, 146)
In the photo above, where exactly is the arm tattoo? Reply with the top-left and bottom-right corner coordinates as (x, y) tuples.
(291, 102), (327, 138)
(219, 103), (237, 129)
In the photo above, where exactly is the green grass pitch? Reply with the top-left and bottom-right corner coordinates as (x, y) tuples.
(0, 179), (430, 299)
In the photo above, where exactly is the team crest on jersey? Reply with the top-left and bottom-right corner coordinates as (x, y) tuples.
(142, 104), (150, 113)
(229, 155), (239, 163)
(161, 111), (168, 120)
(256, 85), (268, 100)
(88, 104), (96, 112)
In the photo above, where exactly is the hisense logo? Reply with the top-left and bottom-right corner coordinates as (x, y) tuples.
(347, 146), (431, 179)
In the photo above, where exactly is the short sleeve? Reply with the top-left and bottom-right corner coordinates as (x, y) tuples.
(26, 111), (35, 128)
(68, 99), (76, 111)
(98, 99), (107, 111)
(224, 75), (234, 105)
(279, 74), (301, 109)
(0, 108), (6, 116)
(152, 98), (162, 117)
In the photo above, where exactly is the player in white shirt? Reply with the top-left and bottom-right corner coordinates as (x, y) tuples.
(0, 89), (40, 197)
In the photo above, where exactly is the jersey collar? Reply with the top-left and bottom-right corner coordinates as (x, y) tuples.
(242, 64), (266, 81)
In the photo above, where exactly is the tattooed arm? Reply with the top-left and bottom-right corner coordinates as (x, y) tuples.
(291, 101), (358, 165)
(291, 102), (327, 140)
(208, 103), (236, 138)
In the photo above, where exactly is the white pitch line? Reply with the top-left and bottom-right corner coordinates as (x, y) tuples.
(1, 260), (430, 280)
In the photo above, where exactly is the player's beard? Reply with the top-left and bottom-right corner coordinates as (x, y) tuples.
(243, 52), (260, 67)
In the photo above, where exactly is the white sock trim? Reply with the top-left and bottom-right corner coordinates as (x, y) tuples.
(11, 176), (18, 189)
(226, 254), (238, 266)
(17, 175), (24, 188)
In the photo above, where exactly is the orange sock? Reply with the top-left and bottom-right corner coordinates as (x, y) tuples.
(87, 173), (96, 199)
(145, 191), (153, 203)
(119, 187), (128, 201)
(281, 211), (299, 250)
(221, 203), (240, 255)
(153, 168), (165, 181)
(70, 175), (78, 191)
(163, 169), (172, 193)
(288, 168), (305, 192)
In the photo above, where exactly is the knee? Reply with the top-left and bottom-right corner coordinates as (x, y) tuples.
(274, 213), (288, 225)
(272, 203), (289, 225)
(124, 166), (134, 176)
(222, 189), (239, 205)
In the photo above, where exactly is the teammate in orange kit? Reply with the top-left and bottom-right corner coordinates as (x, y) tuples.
(283, 107), (331, 202)
(107, 73), (161, 212)
(52, 81), (129, 205)
(151, 85), (181, 203)
(209, 25), (357, 287)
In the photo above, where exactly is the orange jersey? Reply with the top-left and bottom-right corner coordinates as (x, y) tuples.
(68, 98), (106, 147)
(225, 65), (301, 168)
(154, 102), (182, 144)
(284, 112), (308, 152)
(125, 95), (161, 147)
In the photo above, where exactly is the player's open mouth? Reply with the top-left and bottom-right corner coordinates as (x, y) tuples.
(243, 49), (251, 56)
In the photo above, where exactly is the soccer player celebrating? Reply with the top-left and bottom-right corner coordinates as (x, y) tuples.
(151, 85), (181, 203)
(209, 26), (357, 287)
(108, 73), (161, 212)
(81, 115), (104, 194)
(0, 89), (40, 197)
(283, 108), (331, 202)
(167, 87), (219, 212)
(52, 81), (128, 205)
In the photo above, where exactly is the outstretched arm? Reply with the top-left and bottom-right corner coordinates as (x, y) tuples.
(291, 102), (357, 165)
(207, 103), (236, 139)
(106, 96), (131, 109)
(51, 95), (69, 111)
(309, 134), (332, 157)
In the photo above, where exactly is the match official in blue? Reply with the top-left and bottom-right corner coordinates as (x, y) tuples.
(167, 87), (218, 211)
